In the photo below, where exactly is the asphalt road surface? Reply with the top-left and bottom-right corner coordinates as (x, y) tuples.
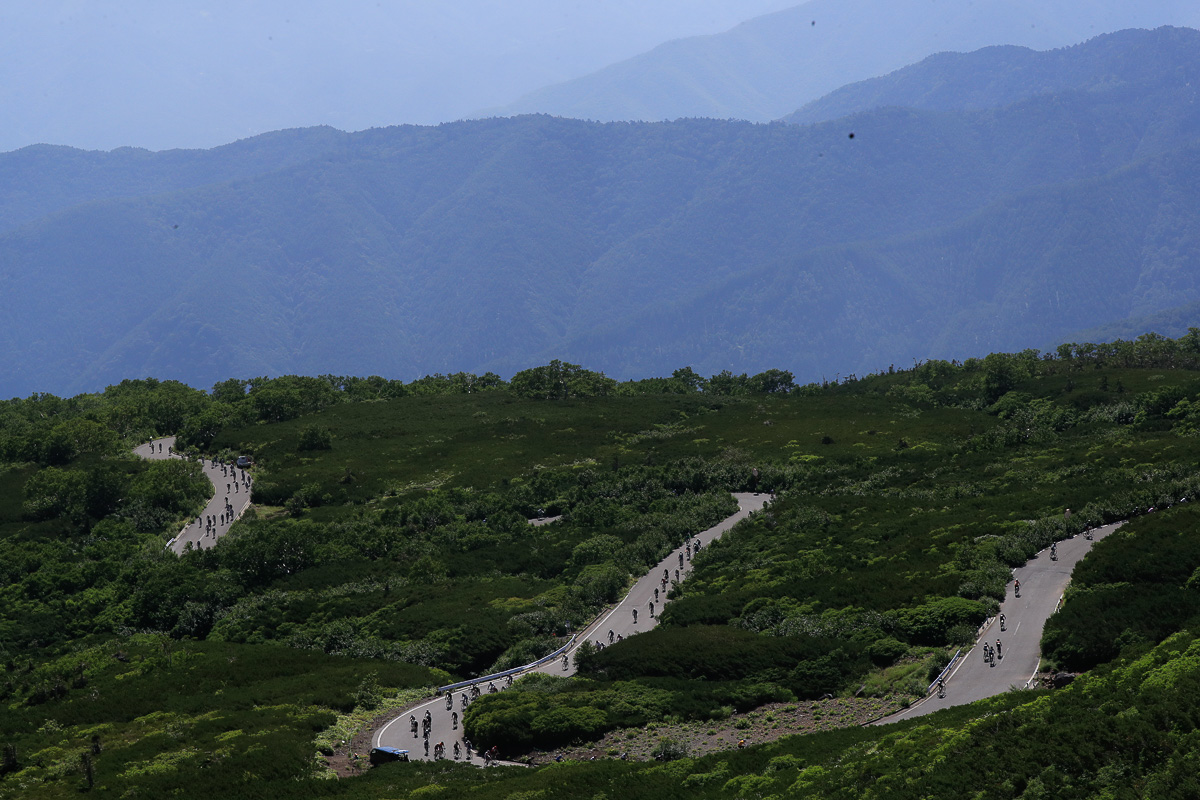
(374, 492), (772, 764)
(135, 436), (253, 554)
(535, 492), (771, 677)
(880, 519), (1124, 724)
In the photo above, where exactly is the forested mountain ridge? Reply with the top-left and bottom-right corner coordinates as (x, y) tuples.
(4, 27), (1200, 397)
(783, 25), (1200, 124)
(486, 0), (1200, 123)
(0, 126), (353, 236)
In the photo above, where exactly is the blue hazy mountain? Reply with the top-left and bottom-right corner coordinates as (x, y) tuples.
(0, 0), (795, 153)
(488, 0), (1200, 123)
(2, 27), (1199, 397)
(784, 26), (1200, 124)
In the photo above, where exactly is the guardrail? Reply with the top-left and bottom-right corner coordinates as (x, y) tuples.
(437, 635), (578, 694)
(927, 647), (962, 694)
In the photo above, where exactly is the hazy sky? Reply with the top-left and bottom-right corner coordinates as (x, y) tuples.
(0, 0), (797, 152)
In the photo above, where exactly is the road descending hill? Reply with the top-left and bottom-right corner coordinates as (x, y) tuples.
(884, 520), (1124, 723)
(373, 493), (770, 763)
(135, 436), (252, 553)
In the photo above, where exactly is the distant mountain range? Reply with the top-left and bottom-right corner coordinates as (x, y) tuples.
(487, 0), (1200, 123)
(3, 26), (1199, 397)
(0, 0), (797, 152)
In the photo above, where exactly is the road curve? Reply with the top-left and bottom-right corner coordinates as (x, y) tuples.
(880, 520), (1124, 724)
(374, 492), (771, 764)
(136, 436), (253, 554)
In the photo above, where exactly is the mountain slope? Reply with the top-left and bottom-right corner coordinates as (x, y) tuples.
(0, 126), (354, 236)
(487, 0), (1200, 123)
(3, 28), (1200, 397)
(784, 26), (1200, 124)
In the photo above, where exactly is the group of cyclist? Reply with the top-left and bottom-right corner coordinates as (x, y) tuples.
(389, 534), (713, 763)
(146, 440), (253, 551)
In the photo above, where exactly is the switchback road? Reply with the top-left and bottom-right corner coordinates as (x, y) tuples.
(374, 492), (771, 763)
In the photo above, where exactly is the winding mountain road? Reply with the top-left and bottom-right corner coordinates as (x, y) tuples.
(136, 436), (253, 554)
(373, 492), (771, 763)
(135, 435), (1122, 760)
(881, 519), (1124, 723)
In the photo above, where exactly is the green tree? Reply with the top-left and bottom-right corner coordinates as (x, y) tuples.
(510, 361), (616, 400)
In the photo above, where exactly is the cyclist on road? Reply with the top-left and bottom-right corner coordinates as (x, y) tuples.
(999, 613), (1006, 632)
(1014, 579), (1021, 596)
(632, 608), (638, 624)
(996, 639), (1003, 659)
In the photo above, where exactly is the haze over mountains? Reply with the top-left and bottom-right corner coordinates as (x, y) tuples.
(3, 26), (1199, 398)
(0, 0), (796, 152)
(490, 0), (1200, 123)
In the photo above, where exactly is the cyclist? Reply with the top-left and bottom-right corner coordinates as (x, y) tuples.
(649, 601), (654, 617)
(654, 587), (659, 602)
(452, 711), (459, 729)
(632, 608), (638, 624)
(996, 639), (1003, 659)
(454, 741), (461, 759)
(999, 613), (1006, 632)
(1014, 579), (1021, 596)
(937, 677), (946, 698)
(446, 694), (453, 710)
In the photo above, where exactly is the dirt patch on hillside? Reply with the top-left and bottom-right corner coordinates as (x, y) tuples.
(324, 706), (414, 778)
(520, 695), (914, 765)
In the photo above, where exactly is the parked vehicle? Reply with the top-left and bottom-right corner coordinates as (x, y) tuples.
(369, 747), (409, 765)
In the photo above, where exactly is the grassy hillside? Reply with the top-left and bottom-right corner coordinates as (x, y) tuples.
(6, 335), (1200, 796)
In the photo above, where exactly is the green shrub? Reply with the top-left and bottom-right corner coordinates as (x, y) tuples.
(865, 637), (909, 666)
(889, 598), (987, 646)
(297, 423), (333, 451)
